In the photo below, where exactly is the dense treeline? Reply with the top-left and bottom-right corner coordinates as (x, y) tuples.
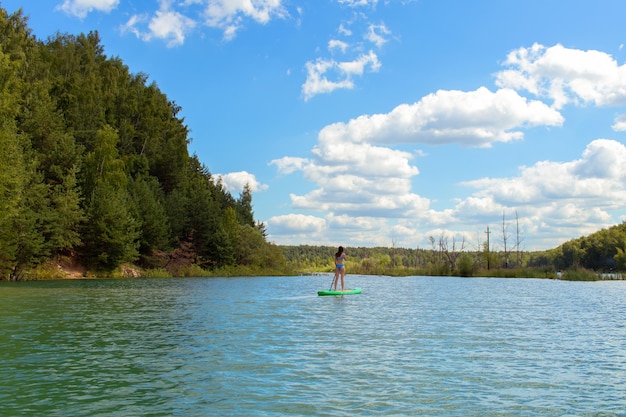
(544, 221), (626, 272)
(282, 222), (626, 280)
(0, 8), (286, 280)
(281, 244), (535, 277)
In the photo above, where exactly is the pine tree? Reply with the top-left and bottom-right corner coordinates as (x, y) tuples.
(236, 183), (255, 227)
(0, 9), (29, 278)
(129, 174), (171, 258)
(81, 126), (139, 269)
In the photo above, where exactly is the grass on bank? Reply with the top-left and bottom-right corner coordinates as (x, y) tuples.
(12, 259), (621, 282)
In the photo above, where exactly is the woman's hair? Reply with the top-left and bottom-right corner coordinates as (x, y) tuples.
(335, 246), (344, 258)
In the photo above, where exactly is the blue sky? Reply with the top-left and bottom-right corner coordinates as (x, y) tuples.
(9, 0), (626, 251)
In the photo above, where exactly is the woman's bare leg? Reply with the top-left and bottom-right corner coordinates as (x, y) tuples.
(340, 269), (345, 291)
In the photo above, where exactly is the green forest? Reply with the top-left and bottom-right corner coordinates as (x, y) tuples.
(0, 8), (286, 280)
(2, 6), (625, 282)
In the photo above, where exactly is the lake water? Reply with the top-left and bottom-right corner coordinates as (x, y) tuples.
(1, 275), (625, 416)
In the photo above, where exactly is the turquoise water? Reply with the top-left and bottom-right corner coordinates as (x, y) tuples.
(0, 275), (625, 416)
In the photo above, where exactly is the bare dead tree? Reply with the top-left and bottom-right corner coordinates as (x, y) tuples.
(502, 211), (511, 268)
(485, 226), (491, 270)
(438, 234), (445, 265)
(440, 233), (468, 271)
(515, 210), (524, 267)
(429, 235), (437, 265)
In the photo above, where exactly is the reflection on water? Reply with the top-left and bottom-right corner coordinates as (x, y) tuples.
(1, 276), (625, 416)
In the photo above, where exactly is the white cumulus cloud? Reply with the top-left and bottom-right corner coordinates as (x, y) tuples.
(122, 1), (196, 47)
(329, 39), (349, 53)
(215, 171), (269, 194)
(57, 0), (119, 18)
(148, 9), (197, 47)
(612, 114), (626, 131)
(364, 23), (390, 48)
(266, 214), (326, 235)
(317, 87), (563, 147)
(302, 51), (381, 100)
(337, 0), (379, 7)
(202, 0), (288, 41)
(496, 43), (626, 109)
(463, 139), (626, 205)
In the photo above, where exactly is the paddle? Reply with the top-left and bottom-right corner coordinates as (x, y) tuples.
(328, 274), (337, 291)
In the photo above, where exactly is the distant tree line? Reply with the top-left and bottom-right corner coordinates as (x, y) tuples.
(281, 221), (626, 280)
(0, 8), (285, 280)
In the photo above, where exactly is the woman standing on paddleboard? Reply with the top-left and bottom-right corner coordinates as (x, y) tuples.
(334, 246), (346, 291)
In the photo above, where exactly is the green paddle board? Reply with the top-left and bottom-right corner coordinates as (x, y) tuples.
(317, 288), (362, 296)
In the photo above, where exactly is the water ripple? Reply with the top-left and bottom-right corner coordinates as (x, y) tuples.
(1, 276), (626, 416)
